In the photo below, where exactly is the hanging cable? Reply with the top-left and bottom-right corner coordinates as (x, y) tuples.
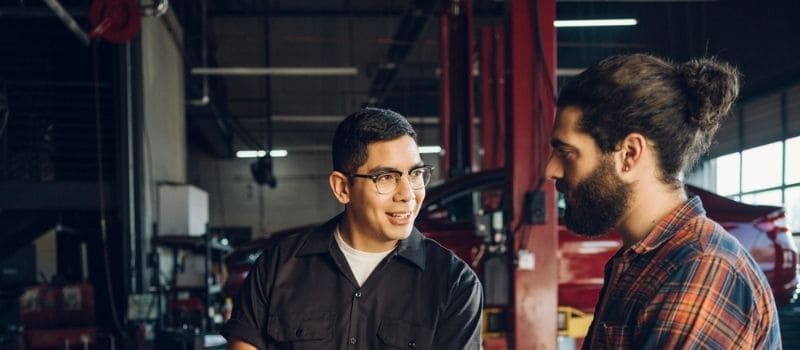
(0, 97), (8, 140)
(93, 42), (127, 339)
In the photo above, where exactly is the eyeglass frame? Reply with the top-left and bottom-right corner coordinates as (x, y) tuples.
(342, 165), (435, 194)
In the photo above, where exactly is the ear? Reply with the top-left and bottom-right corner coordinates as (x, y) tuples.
(329, 171), (351, 204)
(617, 133), (646, 175)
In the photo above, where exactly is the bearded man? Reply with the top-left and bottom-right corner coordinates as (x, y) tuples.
(546, 54), (781, 349)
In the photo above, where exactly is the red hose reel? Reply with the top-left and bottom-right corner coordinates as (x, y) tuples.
(88, 0), (141, 44)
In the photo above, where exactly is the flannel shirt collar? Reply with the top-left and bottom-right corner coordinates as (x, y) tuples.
(627, 196), (706, 256)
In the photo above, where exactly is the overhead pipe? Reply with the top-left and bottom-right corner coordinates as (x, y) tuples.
(42, 0), (90, 46)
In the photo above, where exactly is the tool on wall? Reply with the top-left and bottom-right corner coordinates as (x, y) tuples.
(88, 0), (142, 44)
(45, 0), (170, 45)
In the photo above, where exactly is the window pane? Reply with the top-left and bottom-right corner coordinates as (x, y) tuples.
(786, 136), (800, 185)
(741, 190), (783, 206)
(715, 153), (740, 196)
(741, 142), (783, 192)
(786, 186), (800, 233)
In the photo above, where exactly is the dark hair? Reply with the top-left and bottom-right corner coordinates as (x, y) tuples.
(332, 107), (417, 173)
(557, 53), (740, 187)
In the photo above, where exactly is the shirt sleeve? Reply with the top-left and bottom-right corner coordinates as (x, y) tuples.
(639, 254), (755, 349)
(434, 266), (484, 350)
(222, 250), (275, 349)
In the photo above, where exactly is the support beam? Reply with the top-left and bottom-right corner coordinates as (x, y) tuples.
(507, 0), (558, 349)
(439, 0), (475, 178)
(479, 25), (506, 170)
(363, 0), (437, 106)
(438, 11), (451, 178)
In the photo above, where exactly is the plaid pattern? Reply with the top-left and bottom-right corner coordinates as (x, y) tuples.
(582, 196), (782, 349)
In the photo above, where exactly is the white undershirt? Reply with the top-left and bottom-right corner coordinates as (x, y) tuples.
(334, 227), (394, 287)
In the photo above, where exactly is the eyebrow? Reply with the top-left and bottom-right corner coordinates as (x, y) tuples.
(366, 162), (426, 174)
(550, 139), (573, 149)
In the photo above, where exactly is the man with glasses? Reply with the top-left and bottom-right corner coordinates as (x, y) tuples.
(223, 108), (483, 349)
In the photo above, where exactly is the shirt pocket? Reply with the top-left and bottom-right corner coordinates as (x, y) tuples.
(267, 311), (334, 349)
(377, 319), (433, 350)
(597, 323), (630, 349)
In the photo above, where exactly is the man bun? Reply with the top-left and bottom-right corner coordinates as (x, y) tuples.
(679, 58), (740, 133)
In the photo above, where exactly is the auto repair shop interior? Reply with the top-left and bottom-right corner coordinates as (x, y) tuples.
(1, 0), (799, 349)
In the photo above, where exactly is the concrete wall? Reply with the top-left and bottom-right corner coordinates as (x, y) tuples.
(188, 147), (442, 239)
(189, 150), (340, 236)
(139, 15), (187, 282)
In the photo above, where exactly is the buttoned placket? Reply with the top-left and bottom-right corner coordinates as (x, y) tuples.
(347, 288), (363, 347)
(334, 246), (396, 348)
(588, 253), (631, 346)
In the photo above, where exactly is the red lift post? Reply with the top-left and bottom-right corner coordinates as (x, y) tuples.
(508, 0), (558, 349)
(479, 26), (507, 170)
(441, 0), (558, 348)
(439, 0), (476, 179)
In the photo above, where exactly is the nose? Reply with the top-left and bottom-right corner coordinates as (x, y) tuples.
(544, 152), (563, 181)
(393, 175), (416, 202)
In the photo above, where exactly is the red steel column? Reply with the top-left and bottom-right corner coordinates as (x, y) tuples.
(439, 9), (451, 179)
(493, 25), (506, 169)
(479, 25), (507, 170)
(439, 0), (475, 178)
(480, 26), (496, 169)
(508, 0), (558, 349)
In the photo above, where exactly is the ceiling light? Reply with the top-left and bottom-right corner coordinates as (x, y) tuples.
(554, 19), (637, 28)
(191, 67), (358, 76)
(236, 150), (288, 158)
(419, 146), (443, 154)
(557, 68), (585, 77)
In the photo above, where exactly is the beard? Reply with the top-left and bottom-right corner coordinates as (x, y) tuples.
(560, 157), (631, 237)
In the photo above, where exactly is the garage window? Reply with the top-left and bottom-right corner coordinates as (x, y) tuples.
(706, 135), (800, 232)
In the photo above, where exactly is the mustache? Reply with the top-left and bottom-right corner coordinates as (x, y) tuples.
(555, 180), (566, 193)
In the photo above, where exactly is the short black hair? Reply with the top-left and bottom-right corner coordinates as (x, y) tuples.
(332, 107), (417, 173)
(557, 53), (739, 187)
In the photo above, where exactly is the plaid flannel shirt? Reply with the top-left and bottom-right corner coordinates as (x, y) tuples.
(582, 196), (782, 349)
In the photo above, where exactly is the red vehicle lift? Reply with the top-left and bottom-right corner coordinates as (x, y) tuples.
(440, 0), (558, 348)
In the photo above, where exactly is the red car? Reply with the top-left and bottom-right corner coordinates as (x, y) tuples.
(223, 168), (798, 318)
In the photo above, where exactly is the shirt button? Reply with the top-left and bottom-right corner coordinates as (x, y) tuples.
(354, 291), (362, 298)
(408, 340), (416, 348)
(349, 337), (357, 345)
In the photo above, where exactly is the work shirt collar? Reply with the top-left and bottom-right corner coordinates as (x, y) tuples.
(296, 212), (427, 270)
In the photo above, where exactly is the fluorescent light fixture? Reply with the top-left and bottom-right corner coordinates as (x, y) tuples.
(236, 150), (263, 158)
(236, 150), (288, 158)
(555, 19), (637, 28)
(419, 146), (443, 154)
(191, 67), (358, 76)
(557, 68), (585, 77)
(270, 149), (288, 157)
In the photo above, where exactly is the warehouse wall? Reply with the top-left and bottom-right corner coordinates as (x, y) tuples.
(139, 14), (187, 285)
(189, 147), (442, 239)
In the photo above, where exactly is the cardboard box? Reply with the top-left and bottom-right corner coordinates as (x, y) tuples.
(158, 185), (209, 236)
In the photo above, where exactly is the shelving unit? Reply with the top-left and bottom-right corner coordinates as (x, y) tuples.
(153, 233), (231, 332)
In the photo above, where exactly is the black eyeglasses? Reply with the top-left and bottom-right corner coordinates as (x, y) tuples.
(344, 165), (434, 194)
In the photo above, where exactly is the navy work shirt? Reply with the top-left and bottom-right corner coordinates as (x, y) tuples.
(222, 214), (483, 349)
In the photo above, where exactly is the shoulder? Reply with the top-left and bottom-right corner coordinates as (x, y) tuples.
(255, 219), (335, 266)
(420, 235), (481, 286)
(660, 216), (769, 300)
(661, 216), (752, 271)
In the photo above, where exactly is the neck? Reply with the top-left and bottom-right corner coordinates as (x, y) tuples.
(339, 215), (398, 253)
(615, 180), (687, 248)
